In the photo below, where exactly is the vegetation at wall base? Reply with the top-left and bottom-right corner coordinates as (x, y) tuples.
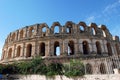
(0, 57), (85, 77)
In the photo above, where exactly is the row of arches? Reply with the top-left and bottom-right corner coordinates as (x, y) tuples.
(6, 21), (114, 43)
(2, 40), (119, 60)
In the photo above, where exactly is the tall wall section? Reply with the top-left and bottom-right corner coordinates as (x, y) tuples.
(1, 21), (120, 63)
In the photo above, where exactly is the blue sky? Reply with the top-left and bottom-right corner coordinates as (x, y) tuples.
(0, 0), (120, 57)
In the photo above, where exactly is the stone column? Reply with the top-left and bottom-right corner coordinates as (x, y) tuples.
(89, 43), (92, 54)
(21, 43), (25, 57)
(75, 42), (79, 55)
(50, 41), (54, 56)
(79, 43), (83, 53)
(31, 43), (35, 57)
(45, 42), (50, 56)
(63, 40), (68, 56)
(60, 41), (63, 55)
(12, 44), (16, 58)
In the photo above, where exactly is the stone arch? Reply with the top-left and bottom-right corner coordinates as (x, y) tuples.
(40, 23), (49, 36)
(54, 41), (60, 56)
(20, 30), (24, 39)
(106, 42), (112, 56)
(16, 46), (21, 57)
(26, 44), (32, 57)
(96, 41), (102, 55)
(39, 42), (45, 56)
(77, 21), (87, 33)
(101, 25), (108, 37)
(65, 21), (74, 34)
(86, 63), (93, 74)
(28, 27), (34, 37)
(8, 48), (12, 59)
(82, 41), (89, 55)
(11, 33), (16, 41)
(68, 40), (74, 55)
(51, 22), (62, 34)
(90, 23), (98, 35)
(100, 63), (106, 74)
(115, 43), (119, 55)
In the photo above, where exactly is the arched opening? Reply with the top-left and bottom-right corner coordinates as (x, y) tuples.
(79, 26), (85, 33)
(42, 27), (47, 36)
(107, 43), (112, 56)
(96, 41), (101, 55)
(115, 44), (119, 55)
(86, 63), (93, 74)
(26, 44), (32, 57)
(20, 30), (24, 39)
(54, 41), (60, 56)
(29, 27), (34, 37)
(42, 27), (46, 32)
(8, 48), (12, 59)
(102, 30), (106, 37)
(100, 63), (106, 74)
(54, 26), (60, 34)
(91, 27), (96, 35)
(17, 46), (21, 57)
(68, 41), (74, 55)
(40, 42), (45, 56)
(82, 41), (89, 55)
(66, 27), (72, 34)
(101, 26), (107, 37)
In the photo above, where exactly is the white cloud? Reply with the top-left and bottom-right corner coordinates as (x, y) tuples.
(86, 16), (95, 23)
(103, 0), (120, 14)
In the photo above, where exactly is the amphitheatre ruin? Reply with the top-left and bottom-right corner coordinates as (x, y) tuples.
(1, 21), (120, 74)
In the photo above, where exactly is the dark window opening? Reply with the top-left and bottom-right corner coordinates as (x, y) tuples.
(68, 41), (74, 55)
(83, 41), (89, 55)
(26, 44), (32, 57)
(40, 43), (45, 56)
(96, 41), (101, 55)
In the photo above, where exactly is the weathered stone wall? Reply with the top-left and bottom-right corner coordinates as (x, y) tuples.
(3, 74), (120, 80)
(1, 21), (120, 61)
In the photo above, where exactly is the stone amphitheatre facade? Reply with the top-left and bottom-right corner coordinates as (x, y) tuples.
(1, 21), (120, 74)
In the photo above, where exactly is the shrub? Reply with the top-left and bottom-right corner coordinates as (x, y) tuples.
(64, 59), (85, 77)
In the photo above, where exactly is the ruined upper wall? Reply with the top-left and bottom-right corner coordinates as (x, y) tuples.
(4, 21), (119, 44)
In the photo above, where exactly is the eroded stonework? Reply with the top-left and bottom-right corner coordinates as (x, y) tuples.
(1, 21), (120, 74)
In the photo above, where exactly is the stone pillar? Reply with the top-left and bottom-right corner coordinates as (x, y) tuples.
(75, 42), (79, 55)
(89, 43), (92, 54)
(79, 43), (83, 53)
(20, 44), (23, 57)
(24, 44), (27, 57)
(21, 43), (25, 57)
(31, 43), (35, 57)
(12, 44), (16, 58)
(50, 41), (54, 56)
(63, 40), (68, 56)
(60, 41), (63, 55)
(45, 42), (50, 56)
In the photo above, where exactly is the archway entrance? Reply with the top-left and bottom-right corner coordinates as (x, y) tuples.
(68, 41), (74, 55)
(54, 41), (60, 56)
(26, 44), (32, 57)
(82, 41), (89, 55)
(40, 43), (45, 56)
